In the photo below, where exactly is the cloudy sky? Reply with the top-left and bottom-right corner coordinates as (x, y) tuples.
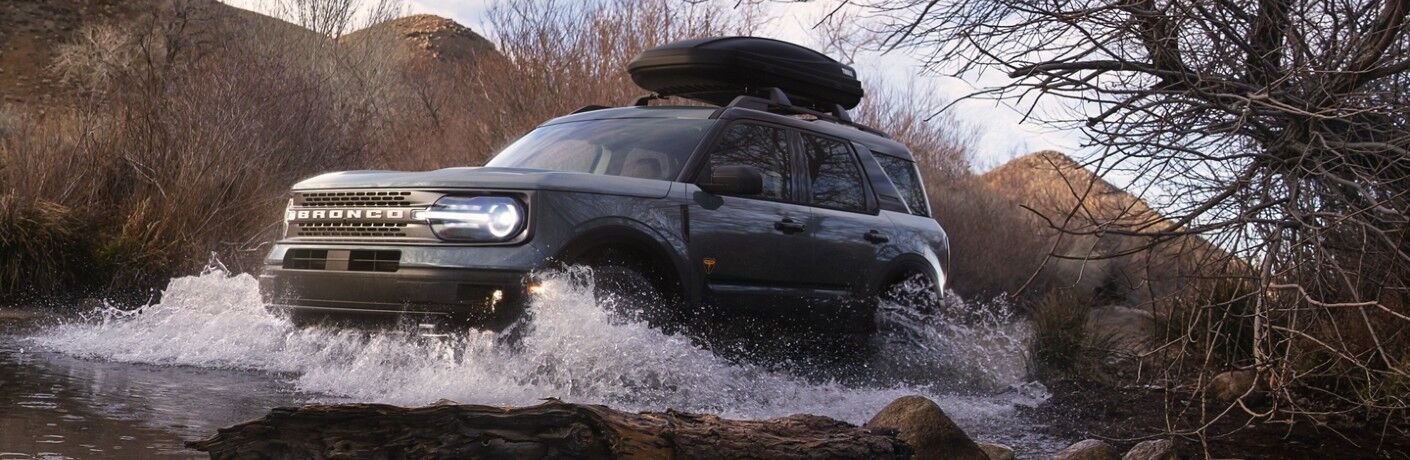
(224, 0), (1083, 169)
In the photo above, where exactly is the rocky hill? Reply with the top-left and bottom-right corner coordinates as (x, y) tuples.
(338, 14), (499, 69)
(973, 151), (1236, 306)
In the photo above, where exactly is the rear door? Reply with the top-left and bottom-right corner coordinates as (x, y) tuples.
(797, 131), (892, 297)
(686, 122), (815, 308)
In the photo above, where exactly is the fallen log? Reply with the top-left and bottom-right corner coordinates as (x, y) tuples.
(188, 398), (913, 459)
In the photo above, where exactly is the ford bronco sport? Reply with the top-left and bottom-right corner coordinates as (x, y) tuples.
(259, 37), (949, 332)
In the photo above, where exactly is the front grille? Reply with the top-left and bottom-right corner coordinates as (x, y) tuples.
(284, 249), (400, 272)
(287, 189), (441, 241)
(293, 222), (409, 238)
(296, 190), (415, 207)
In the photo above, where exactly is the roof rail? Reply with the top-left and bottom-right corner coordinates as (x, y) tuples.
(724, 88), (888, 138)
(570, 104), (611, 114)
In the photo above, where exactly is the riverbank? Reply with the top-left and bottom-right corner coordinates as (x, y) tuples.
(1025, 380), (1410, 459)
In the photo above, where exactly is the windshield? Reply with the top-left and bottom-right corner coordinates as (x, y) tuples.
(486, 118), (715, 181)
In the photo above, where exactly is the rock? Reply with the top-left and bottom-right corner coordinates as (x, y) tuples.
(1123, 439), (1176, 460)
(190, 399), (912, 459)
(866, 395), (988, 460)
(1053, 439), (1119, 460)
(1209, 370), (1257, 404)
(979, 441), (1015, 460)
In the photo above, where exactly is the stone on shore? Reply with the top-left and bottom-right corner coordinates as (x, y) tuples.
(978, 441), (1016, 460)
(1209, 370), (1258, 404)
(1053, 439), (1119, 460)
(1122, 439), (1176, 460)
(866, 395), (988, 460)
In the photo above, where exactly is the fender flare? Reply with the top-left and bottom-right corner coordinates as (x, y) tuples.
(877, 253), (944, 296)
(553, 217), (689, 295)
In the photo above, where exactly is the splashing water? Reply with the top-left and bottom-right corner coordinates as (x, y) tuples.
(28, 265), (1050, 442)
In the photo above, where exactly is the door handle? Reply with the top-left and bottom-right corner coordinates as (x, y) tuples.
(864, 230), (890, 244)
(774, 218), (807, 234)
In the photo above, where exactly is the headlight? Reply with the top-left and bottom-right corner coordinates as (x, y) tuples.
(281, 198), (293, 238)
(419, 196), (525, 242)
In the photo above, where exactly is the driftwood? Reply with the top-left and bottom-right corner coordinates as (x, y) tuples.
(188, 399), (912, 459)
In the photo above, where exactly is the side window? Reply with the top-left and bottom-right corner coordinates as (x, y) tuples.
(700, 123), (793, 200)
(801, 134), (867, 212)
(875, 154), (931, 217)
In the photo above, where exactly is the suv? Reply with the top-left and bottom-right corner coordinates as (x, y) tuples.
(259, 38), (950, 333)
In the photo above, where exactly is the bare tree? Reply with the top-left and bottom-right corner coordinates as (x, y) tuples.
(868, 0), (1410, 440)
(273, 0), (404, 37)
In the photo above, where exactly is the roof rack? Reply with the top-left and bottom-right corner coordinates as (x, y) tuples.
(623, 88), (888, 138)
(723, 88), (889, 138)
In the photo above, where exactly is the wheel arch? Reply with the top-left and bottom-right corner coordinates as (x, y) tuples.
(877, 253), (944, 296)
(553, 219), (688, 297)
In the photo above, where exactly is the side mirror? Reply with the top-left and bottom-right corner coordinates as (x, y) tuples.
(698, 165), (764, 195)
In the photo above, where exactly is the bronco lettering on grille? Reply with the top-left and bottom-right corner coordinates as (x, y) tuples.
(286, 208), (416, 221)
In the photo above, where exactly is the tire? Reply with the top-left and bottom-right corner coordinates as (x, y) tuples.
(880, 273), (943, 313)
(591, 265), (682, 329)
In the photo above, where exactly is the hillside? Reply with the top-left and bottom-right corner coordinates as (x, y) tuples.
(339, 14), (499, 69)
(972, 151), (1237, 306)
(0, 1), (497, 107)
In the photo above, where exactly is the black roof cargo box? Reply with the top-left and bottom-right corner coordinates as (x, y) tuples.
(627, 37), (864, 110)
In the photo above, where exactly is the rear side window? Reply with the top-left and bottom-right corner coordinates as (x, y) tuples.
(801, 134), (868, 213)
(875, 154), (930, 217)
(701, 123), (794, 201)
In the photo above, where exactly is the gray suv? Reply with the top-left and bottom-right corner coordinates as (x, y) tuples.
(259, 96), (948, 333)
(261, 34), (949, 333)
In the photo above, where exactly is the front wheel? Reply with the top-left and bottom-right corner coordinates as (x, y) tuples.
(590, 265), (683, 329)
(879, 273), (944, 313)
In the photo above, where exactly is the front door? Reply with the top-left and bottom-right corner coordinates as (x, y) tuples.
(687, 122), (815, 309)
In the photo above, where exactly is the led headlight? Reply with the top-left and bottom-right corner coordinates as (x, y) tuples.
(281, 198), (294, 238)
(419, 196), (525, 242)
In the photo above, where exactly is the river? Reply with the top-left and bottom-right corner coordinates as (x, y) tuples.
(2, 266), (1066, 458)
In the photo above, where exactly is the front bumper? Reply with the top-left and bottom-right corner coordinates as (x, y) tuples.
(259, 265), (531, 322)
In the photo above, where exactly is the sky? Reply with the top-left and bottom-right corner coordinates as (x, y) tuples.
(223, 0), (1084, 169)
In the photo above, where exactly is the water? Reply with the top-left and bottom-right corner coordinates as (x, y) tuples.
(3, 266), (1065, 458)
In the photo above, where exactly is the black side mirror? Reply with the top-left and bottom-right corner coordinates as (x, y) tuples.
(698, 165), (764, 195)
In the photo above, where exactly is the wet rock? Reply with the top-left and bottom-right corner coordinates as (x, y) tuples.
(1122, 439), (1175, 460)
(1053, 439), (1119, 460)
(1209, 370), (1258, 404)
(190, 399), (912, 459)
(979, 441), (1015, 460)
(866, 395), (988, 460)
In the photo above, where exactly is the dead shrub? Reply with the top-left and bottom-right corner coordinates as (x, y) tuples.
(1027, 289), (1121, 381)
(930, 178), (1056, 300)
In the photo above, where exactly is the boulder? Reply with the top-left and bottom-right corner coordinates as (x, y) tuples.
(866, 395), (988, 460)
(1053, 439), (1119, 460)
(978, 441), (1015, 460)
(1209, 370), (1258, 404)
(1122, 439), (1176, 460)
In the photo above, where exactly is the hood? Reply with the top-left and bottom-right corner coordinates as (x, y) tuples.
(290, 167), (674, 199)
